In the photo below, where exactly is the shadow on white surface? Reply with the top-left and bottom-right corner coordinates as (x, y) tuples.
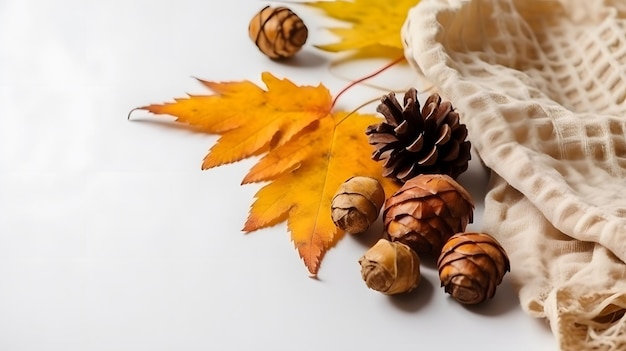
(275, 49), (329, 68)
(462, 278), (521, 316)
(350, 216), (386, 249)
(388, 275), (435, 313)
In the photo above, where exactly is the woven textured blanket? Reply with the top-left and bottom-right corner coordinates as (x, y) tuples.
(403, 0), (626, 349)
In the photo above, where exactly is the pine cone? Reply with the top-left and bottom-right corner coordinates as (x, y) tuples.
(331, 176), (385, 234)
(248, 6), (308, 59)
(359, 239), (421, 295)
(437, 232), (510, 304)
(383, 174), (474, 256)
(366, 88), (471, 183)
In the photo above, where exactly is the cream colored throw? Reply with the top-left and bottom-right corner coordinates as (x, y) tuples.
(402, 0), (626, 349)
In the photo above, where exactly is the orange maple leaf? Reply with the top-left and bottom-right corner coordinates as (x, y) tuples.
(136, 72), (399, 276)
(242, 113), (398, 275)
(140, 72), (332, 169)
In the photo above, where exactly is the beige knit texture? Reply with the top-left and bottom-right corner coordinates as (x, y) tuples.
(403, 0), (626, 350)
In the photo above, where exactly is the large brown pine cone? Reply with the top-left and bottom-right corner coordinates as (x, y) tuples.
(437, 232), (510, 304)
(383, 174), (474, 256)
(366, 88), (471, 183)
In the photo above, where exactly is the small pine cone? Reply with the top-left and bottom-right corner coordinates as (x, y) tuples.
(248, 6), (308, 59)
(359, 239), (421, 295)
(331, 177), (385, 234)
(437, 232), (510, 304)
(366, 88), (471, 183)
(383, 174), (474, 256)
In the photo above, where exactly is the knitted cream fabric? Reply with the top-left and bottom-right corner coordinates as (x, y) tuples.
(403, 0), (626, 350)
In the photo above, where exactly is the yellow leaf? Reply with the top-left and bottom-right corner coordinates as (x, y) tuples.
(243, 112), (399, 276)
(139, 72), (332, 169)
(241, 121), (320, 184)
(140, 80), (265, 134)
(306, 0), (419, 56)
(136, 72), (400, 276)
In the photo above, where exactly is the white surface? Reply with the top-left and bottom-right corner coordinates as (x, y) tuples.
(0, 1), (557, 350)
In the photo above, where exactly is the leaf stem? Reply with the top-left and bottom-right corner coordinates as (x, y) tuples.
(330, 56), (405, 110)
(127, 108), (140, 120)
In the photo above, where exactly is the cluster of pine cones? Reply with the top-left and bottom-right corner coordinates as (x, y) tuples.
(334, 88), (510, 305)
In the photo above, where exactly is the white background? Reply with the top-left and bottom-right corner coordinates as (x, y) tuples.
(0, 1), (558, 350)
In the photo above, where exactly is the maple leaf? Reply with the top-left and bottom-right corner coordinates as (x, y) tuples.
(136, 72), (399, 276)
(140, 72), (332, 169)
(306, 0), (419, 57)
(242, 112), (399, 276)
